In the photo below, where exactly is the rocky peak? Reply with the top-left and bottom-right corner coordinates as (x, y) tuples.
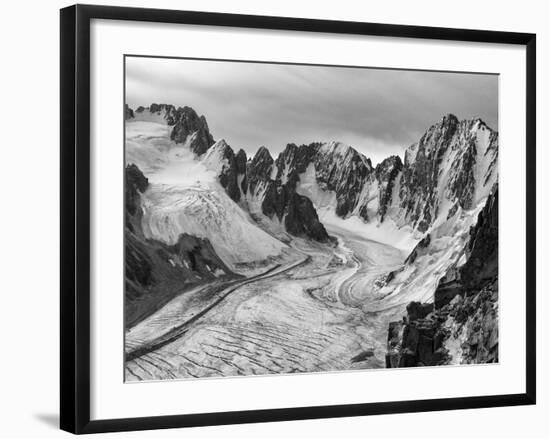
(375, 155), (403, 179)
(375, 155), (403, 221)
(397, 114), (498, 232)
(148, 103), (179, 124)
(235, 149), (247, 174)
(275, 143), (318, 183)
(246, 147), (274, 194)
(252, 146), (274, 166)
(202, 139), (244, 203)
(170, 106), (215, 155)
(314, 141), (374, 218)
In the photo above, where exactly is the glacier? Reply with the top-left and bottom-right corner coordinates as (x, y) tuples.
(124, 105), (498, 380)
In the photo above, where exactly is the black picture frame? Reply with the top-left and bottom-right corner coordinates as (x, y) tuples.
(60, 4), (537, 434)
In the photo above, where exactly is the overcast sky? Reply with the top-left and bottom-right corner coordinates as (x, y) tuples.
(126, 56), (498, 165)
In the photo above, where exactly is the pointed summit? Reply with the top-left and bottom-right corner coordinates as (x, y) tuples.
(170, 106), (214, 155)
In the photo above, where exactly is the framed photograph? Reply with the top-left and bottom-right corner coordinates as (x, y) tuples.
(60, 4), (536, 434)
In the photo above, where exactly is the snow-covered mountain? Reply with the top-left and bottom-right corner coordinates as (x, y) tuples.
(188, 114), (497, 252)
(126, 103), (497, 258)
(125, 111), (292, 277)
(125, 104), (499, 348)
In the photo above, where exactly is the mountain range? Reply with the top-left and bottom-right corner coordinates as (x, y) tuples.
(124, 102), (499, 369)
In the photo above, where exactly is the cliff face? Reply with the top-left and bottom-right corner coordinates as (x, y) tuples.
(386, 188), (499, 367)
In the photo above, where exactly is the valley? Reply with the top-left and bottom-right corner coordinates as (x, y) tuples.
(123, 103), (499, 379)
(125, 223), (407, 380)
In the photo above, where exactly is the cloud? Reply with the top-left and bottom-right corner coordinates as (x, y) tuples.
(126, 56), (498, 165)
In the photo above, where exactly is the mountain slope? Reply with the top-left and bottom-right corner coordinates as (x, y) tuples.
(386, 187), (498, 367)
(125, 115), (292, 275)
(124, 164), (240, 328)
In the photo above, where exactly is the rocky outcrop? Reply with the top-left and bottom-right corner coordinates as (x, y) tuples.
(459, 188), (498, 288)
(203, 140), (244, 203)
(148, 103), (179, 124)
(386, 187), (499, 367)
(166, 233), (233, 278)
(375, 155), (403, 221)
(125, 163), (148, 219)
(386, 279), (498, 367)
(284, 192), (329, 242)
(404, 233), (431, 265)
(125, 104), (134, 120)
(247, 145), (331, 242)
(170, 106), (214, 155)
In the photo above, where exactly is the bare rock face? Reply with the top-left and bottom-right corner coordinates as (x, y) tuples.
(214, 141), (243, 203)
(275, 142), (318, 179)
(459, 188), (498, 288)
(375, 155), (403, 221)
(398, 115), (498, 232)
(386, 188), (499, 367)
(399, 114), (459, 232)
(166, 233), (233, 277)
(313, 142), (374, 219)
(246, 146), (274, 193)
(235, 148), (248, 194)
(170, 106), (215, 155)
(284, 192), (330, 242)
(125, 163), (148, 219)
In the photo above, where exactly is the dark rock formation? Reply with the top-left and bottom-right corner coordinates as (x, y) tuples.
(125, 104), (134, 120)
(275, 142), (318, 179)
(209, 141), (243, 203)
(434, 188), (498, 308)
(459, 189), (498, 288)
(246, 146), (274, 195)
(404, 233), (431, 265)
(170, 106), (214, 155)
(284, 192), (330, 242)
(375, 155), (403, 221)
(166, 233), (233, 278)
(236, 149), (248, 194)
(244, 144), (330, 242)
(386, 187), (499, 367)
(125, 163), (148, 218)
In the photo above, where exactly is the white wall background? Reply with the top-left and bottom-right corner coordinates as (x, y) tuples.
(0, 0), (546, 437)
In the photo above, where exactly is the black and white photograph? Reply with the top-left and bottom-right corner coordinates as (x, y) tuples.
(124, 56), (499, 381)
(0, 0), (544, 436)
